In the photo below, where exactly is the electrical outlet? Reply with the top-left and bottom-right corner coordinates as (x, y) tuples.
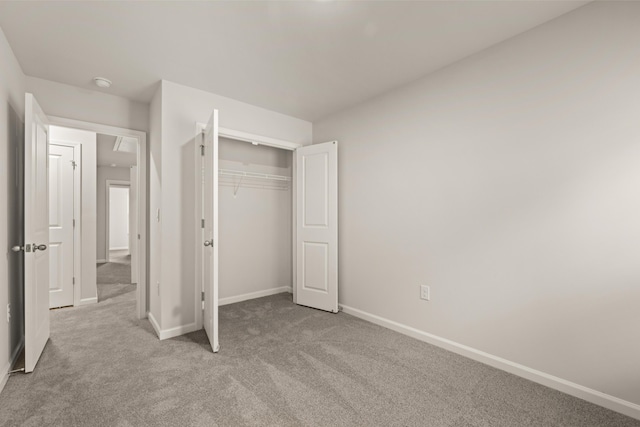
(420, 285), (430, 301)
(6, 303), (10, 323)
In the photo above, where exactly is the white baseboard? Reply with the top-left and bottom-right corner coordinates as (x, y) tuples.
(158, 322), (199, 341)
(109, 247), (129, 251)
(78, 297), (97, 306)
(148, 312), (161, 338)
(219, 286), (292, 306)
(1, 339), (24, 394)
(147, 312), (199, 341)
(340, 304), (640, 421)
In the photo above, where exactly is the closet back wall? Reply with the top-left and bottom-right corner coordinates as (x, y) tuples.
(218, 138), (292, 301)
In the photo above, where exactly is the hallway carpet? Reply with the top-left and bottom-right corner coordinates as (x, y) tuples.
(0, 291), (638, 426)
(97, 250), (133, 302)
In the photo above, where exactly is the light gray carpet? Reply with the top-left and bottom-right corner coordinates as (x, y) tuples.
(97, 250), (132, 302)
(0, 290), (638, 427)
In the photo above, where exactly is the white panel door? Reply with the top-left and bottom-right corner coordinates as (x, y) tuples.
(24, 93), (51, 372)
(130, 166), (138, 284)
(295, 141), (338, 313)
(202, 111), (219, 352)
(48, 144), (75, 308)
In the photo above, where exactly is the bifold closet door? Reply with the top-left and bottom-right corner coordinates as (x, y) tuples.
(202, 110), (220, 352)
(295, 141), (338, 313)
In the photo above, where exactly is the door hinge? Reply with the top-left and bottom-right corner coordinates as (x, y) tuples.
(201, 291), (205, 301)
(200, 145), (205, 156)
(73, 219), (76, 228)
(201, 219), (205, 228)
(72, 277), (75, 285)
(71, 160), (77, 170)
(138, 234), (141, 240)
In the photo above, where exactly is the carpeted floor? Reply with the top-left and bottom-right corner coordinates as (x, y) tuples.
(97, 250), (133, 302)
(0, 290), (638, 426)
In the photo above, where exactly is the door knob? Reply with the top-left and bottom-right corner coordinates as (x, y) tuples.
(11, 246), (23, 252)
(203, 240), (212, 247)
(33, 244), (47, 252)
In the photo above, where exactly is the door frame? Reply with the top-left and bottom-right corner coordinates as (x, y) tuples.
(194, 124), (302, 330)
(105, 180), (130, 259)
(48, 140), (82, 307)
(47, 116), (148, 319)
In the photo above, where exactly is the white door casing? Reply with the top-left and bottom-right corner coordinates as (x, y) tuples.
(46, 117), (147, 319)
(130, 166), (138, 283)
(295, 141), (339, 313)
(48, 144), (75, 308)
(202, 110), (220, 352)
(195, 125), (204, 331)
(24, 93), (51, 372)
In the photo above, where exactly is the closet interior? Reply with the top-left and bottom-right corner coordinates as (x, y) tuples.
(217, 137), (293, 305)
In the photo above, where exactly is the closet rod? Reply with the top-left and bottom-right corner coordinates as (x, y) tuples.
(219, 168), (291, 182)
(219, 182), (289, 191)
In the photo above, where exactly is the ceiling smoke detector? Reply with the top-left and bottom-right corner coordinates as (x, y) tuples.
(93, 77), (112, 88)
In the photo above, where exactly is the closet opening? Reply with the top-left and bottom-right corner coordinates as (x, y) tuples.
(195, 116), (338, 353)
(216, 137), (294, 307)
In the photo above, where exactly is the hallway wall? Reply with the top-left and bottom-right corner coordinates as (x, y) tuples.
(109, 187), (130, 251)
(0, 25), (25, 392)
(97, 167), (130, 262)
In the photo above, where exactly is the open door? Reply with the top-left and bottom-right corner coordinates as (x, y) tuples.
(24, 93), (51, 372)
(295, 141), (338, 313)
(202, 111), (219, 352)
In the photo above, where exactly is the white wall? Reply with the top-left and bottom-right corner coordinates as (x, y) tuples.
(50, 127), (98, 304)
(25, 77), (149, 132)
(219, 138), (292, 300)
(0, 25), (25, 392)
(313, 1), (640, 413)
(153, 80), (311, 334)
(97, 167), (130, 261)
(108, 187), (129, 251)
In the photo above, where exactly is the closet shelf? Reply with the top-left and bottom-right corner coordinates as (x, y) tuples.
(219, 168), (291, 182)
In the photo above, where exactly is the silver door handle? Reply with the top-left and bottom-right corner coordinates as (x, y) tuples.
(33, 244), (47, 252)
(203, 240), (212, 247)
(11, 246), (23, 252)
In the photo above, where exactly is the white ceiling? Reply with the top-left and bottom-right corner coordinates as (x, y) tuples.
(97, 134), (137, 168)
(0, 1), (588, 121)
